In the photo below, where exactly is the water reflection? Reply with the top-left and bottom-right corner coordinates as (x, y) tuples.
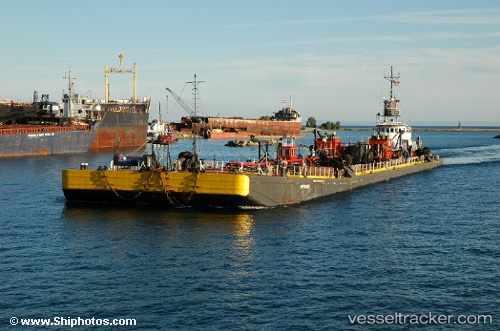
(60, 203), (258, 300)
(60, 203), (256, 243)
(229, 213), (255, 273)
(231, 213), (254, 236)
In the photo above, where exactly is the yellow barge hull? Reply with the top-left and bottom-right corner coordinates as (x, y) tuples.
(62, 170), (251, 206)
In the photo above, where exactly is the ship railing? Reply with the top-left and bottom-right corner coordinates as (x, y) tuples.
(200, 160), (227, 172)
(200, 159), (279, 176)
(200, 160), (341, 178)
(201, 159), (275, 175)
(302, 166), (337, 178)
(352, 156), (423, 174)
(252, 164), (339, 178)
(0, 124), (91, 135)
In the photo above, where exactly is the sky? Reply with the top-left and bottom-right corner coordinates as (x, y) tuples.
(1, 0), (500, 126)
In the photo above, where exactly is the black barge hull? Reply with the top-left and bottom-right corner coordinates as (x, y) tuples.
(245, 158), (442, 207)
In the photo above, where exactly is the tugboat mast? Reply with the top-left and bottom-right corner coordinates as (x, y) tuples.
(381, 66), (401, 119)
(384, 66), (400, 100)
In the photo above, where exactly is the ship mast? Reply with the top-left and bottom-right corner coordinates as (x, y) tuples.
(68, 68), (72, 118)
(384, 66), (400, 100)
(382, 66), (401, 118)
(186, 74), (204, 155)
(63, 67), (75, 118)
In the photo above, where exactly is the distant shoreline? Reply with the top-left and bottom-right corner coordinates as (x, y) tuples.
(302, 127), (500, 132)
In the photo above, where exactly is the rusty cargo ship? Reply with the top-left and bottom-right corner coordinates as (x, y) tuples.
(171, 96), (302, 139)
(62, 67), (443, 208)
(0, 54), (150, 157)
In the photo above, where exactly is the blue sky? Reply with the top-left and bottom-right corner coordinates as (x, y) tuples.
(1, 0), (499, 125)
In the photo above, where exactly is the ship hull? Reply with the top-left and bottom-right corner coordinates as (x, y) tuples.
(62, 158), (443, 207)
(207, 130), (304, 139)
(203, 118), (302, 137)
(0, 126), (96, 157)
(0, 110), (149, 157)
(176, 118), (302, 138)
(62, 171), (251, 206)
(245, 158), (442, 206)
(89, 110), (149, 149)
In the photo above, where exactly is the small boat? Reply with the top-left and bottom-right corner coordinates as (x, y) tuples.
(62, 69), (443, 208)
(147, 119), (176, 144)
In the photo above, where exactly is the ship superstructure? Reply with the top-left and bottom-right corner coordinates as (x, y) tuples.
(369, 66), (419, 160)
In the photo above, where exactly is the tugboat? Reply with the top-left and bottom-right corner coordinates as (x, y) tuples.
(62, 69), (443, 208)
(368, 67), (423, 161)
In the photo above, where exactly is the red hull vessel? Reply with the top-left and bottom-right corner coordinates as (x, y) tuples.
(172, 96), (302, 139)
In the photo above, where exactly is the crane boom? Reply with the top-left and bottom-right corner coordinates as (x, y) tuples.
(165, 87), (194, 116)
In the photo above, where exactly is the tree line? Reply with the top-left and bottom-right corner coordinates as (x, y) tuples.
(305, 116), (341, 130)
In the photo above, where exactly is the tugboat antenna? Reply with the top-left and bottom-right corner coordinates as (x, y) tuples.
(384, 66), (400, 100)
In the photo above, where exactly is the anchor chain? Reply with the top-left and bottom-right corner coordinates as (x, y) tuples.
(100, 168), (154, 201)
(159, 169), (201, 207)
(100, 164), (201, 206)
(158, 170), (184, 207)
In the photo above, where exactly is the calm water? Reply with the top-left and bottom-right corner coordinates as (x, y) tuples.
(1, 131), (499, 330)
